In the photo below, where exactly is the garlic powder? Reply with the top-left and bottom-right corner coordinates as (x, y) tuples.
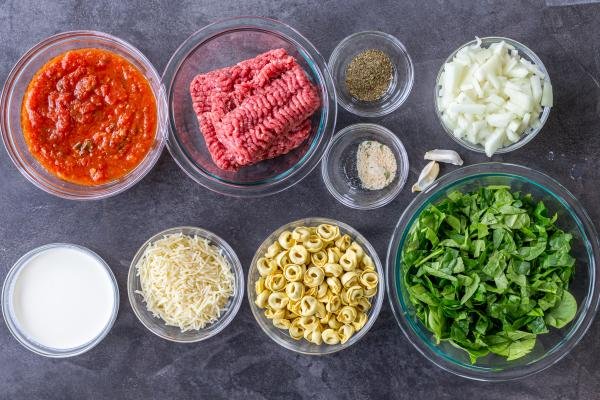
(356, 140), (397, 190)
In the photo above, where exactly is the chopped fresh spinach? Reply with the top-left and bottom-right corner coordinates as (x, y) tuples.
(401, 186), (577, 363)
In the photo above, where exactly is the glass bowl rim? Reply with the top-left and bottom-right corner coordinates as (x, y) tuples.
(247, 217), (385, 355)
(320, 122), (409, 209)
(328, 30), (415, 118)
(433, 36), (552, 156)
(0, 30), (168, 200)
(162, 16), (337, 198)
(1, 243), (120, 358)
(385, 162), (600, 381)
(127, 226), (244, 343)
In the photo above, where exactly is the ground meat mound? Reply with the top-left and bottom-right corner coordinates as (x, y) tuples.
(190, 48), (321, 171)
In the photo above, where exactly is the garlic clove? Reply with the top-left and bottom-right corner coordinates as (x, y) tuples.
(424, 149), (464, 166)
(412, 161), (440, 193)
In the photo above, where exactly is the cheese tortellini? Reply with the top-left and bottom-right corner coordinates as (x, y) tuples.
(254, 223), (379, 346)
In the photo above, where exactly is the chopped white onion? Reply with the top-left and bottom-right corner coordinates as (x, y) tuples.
(438, 38), (553, 156)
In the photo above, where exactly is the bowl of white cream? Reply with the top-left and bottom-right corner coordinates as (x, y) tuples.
(2, 243), (119, 357)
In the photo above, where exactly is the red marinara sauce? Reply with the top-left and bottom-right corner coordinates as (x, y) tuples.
(21, 48), (158, 185)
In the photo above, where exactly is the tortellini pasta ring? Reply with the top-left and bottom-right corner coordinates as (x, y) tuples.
(325, 295), (341, 313)
(348, 242), (365, 260)
(257, 257), (277, 277)
(300, 295), (318, 316)
(289, 244), (309, 265)
(341, 271), (359, 287)
(335, 234), (352, 251)
(255, 290), (270, 308)
(304, 266), (325, 287)
(346, 285), (364, 306)
(360, 271), (379, 289)
(316, 224), (339, 242)
(265, 242), (282, 259)
(275, 251), (291, 268)
(283, 264), (304, 282)
(285, 281), (305, 301)
(265, 273), (286, 292)
(326, 276), (342, 294)
(364, 286), (377, 298)
(340, 249), (358, 272)
(278, 231), (296, 250)
(268, 292), (289, 310)
(337, 306), (358, 324)
(321, 328), (340, 345)
(352, 312), (368, 331)
(289, 319), (305, 340)
(306, 327), (323, 345)
(299, 315), (319, 331)
(292, 226), (311, 242)
(323, 263), (343, 277)
(338, 324), (355, 345)
(311, 251), (328, 267)
(304, 235), (324, 253)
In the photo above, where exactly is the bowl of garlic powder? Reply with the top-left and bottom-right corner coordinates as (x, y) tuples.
(321, 123), (409, 209)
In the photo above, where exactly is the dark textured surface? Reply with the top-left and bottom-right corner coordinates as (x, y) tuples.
(1, 1), (600, 399)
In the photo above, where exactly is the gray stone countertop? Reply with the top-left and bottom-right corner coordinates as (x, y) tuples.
(1, 0), (599, 399)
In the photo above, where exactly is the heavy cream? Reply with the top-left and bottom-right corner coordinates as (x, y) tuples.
(11, 245), (116, 350)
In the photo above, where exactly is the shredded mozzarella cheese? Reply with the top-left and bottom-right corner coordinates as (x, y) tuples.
(135, 233), (235, 332)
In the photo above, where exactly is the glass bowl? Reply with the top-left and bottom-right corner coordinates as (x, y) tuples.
(386, 163), (600, 381)
(321, 123), (409, 209)
(434, 37), (552, 155)
(127, 226), (244, 343)
(328, 31), (414, 117)
(2, 243), (119, 358)
(162, 17), (337, 197)
(0, 30), (168, 200)
(248, 217), (385, 354)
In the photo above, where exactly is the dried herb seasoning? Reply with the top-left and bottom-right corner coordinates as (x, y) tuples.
(345, 49), (393, 102)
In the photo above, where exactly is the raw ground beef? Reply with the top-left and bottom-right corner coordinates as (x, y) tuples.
(190, 48), (321, 171)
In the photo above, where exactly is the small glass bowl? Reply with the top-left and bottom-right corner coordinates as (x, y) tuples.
(329, 31), (414, 117)
(0, 30), (168, 200)
(2, 243), (119, 358)
(248, 217), (385, 355)
(321, 123), (409, 210)
(434, 37), (552, 155)
(163, 17), (337, 197)
(128, 226), (244, 343)
(386, 163), (600, 381)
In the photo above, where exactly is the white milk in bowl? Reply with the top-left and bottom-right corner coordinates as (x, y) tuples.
(5, 244), (118, 355)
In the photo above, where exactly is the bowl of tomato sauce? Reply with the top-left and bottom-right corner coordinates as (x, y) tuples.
(1, 31), (168, 200)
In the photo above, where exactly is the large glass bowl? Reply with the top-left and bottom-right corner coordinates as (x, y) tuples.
(386, 163), (599, 380)
(248, 218), (385, 354)
(163, 17), (337, 197)
(434, 37), (551, 155)
(127, 227), (244, 343)
(0, 31), (168, 200)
